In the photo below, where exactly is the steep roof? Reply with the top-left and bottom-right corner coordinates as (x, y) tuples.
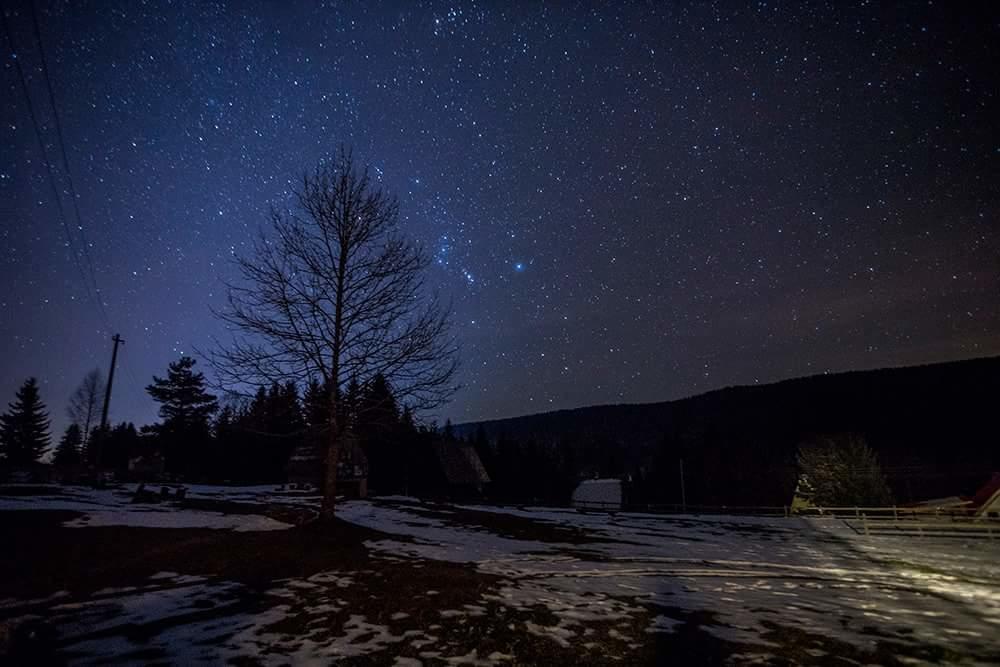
(431, 441), (490, 486)
(971, 472), (1000, 515)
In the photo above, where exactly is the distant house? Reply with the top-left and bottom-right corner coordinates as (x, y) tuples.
(429, 440), (490, 498)
(903, 473), (1000, 518)
(572, 478), (623, 510)
(336, 439), (369, 499)
(285, 435), (368, 499)
(971, 473), (1000, 518)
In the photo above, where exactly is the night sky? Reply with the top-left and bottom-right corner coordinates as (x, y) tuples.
(2, 1), (998, 434)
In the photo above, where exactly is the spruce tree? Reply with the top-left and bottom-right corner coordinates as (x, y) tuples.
(54, 423), (83, 466)
(303, 378), (328, 428)
(797, 434), (893, 507)
(0, 378), (52, 465)
(146, 356), (218, 476)
(147, 357), (218, 428)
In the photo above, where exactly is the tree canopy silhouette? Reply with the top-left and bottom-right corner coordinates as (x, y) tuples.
(67, 369), (104, 456)
(147, 356), (218, 475)
(0, 377), (51, 466)
(209, 148), (458, 517)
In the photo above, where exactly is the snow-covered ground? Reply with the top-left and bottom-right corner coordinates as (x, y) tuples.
(3, 485), (999, 663)
(339, 501), (1000, 662)
(34, 571), (428, 665)
(0, 483), (298, 531)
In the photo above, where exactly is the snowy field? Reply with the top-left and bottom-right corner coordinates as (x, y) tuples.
(2, 484), (999, 664)
(340, 501), (1000, 663)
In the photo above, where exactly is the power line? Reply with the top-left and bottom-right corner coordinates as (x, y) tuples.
(27, 0), (113, 332)
(118, 344), (145, 396)
(1, 8), (102, 324)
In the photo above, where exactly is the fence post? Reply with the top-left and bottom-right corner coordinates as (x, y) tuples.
(892, 505), (897, 521)
(862, 513), (869, 536)
(784, 505), (789, 519)
(855, 506), (860, 519)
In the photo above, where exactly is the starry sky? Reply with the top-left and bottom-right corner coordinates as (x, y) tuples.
(2, 1), (999, 434)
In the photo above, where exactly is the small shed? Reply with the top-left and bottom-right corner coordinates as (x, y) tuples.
(572, 478), (622, 510)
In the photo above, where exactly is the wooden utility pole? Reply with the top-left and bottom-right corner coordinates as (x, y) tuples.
(100, 334), (123, 430)
(93, 333), (123, 473)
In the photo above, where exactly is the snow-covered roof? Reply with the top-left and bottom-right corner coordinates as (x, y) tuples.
(571, 478), (622, 507)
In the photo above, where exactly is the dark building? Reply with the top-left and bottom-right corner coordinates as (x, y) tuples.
(285, 434), (369, 499)
(429, 440), (490, 498)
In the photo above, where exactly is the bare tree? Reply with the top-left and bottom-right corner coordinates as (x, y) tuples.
(209, 149), (458, 518)
(68, 369), (104, 454)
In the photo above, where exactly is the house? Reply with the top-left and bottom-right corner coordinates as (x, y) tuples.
(971, 473), (1000, 518)
(429, 440), (490, 498)
(336, 439), (369, 499)
(902, 473), (1000, 518)
(572, 478), (623, 510)
(285, 434), (369, 499)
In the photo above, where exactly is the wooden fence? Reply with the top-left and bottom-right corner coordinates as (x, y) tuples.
(559, 501), (1000, 539)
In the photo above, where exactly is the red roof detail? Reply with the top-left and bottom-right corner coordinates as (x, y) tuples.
(970, 472), (1000, 508)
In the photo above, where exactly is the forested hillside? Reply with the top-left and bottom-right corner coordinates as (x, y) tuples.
(457, 357), (1000, 506)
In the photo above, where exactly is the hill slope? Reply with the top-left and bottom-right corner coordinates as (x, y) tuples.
(456, 356), (1000, 506)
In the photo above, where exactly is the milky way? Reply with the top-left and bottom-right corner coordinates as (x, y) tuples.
(2, 1), (998, 431)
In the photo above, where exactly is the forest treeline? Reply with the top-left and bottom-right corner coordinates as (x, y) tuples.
(0, 358), (451, 496)
(459, 356), (1000, 506)
(3, 355), (998, 506)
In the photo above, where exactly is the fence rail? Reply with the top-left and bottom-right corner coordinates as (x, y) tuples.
(558, 501), (1000, 540)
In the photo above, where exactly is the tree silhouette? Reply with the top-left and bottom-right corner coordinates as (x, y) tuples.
(0, 378), (51, 465)
(147, 356), (218, 476)
(797, 434), (893, 507)
(209, 148), (458, 517)
(54, 423), (83, 466)
(67, 369), (104, 456)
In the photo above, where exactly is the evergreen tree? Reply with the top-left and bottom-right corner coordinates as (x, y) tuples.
(268, 381), (304, 434)
(147, 357), (218, 428)
(54, 423), (83, 466)
(0, 378), (51, 465)
(344, 378), (362, 427)
(356, 375), (405, 493)
(146, 357), (218, 476)
(246, 386), (270, 431)
(797, 434), (893, 507)
(358, 375), (398, 432)
(102, 422), (140, 470)
(303, 378), (329, 427)
(217, 383), (306, 483)
(214, 403), (237, 439)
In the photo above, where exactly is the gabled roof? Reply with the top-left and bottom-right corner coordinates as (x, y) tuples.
(432, 441), (490, 486)
(971, 472), (1000, 515)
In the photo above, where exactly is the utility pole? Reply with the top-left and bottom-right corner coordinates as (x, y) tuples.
(94, 333), (123, 473)
(100, 334), (123, 430)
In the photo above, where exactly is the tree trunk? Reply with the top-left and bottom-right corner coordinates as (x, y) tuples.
(321, 435), (340, 520)
(321, 388), (341, 519)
